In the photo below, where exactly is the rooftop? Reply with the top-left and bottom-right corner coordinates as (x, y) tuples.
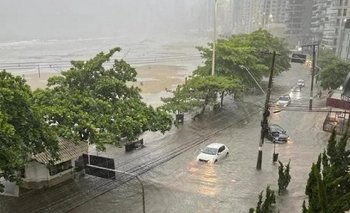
(32, 139), (88, 165)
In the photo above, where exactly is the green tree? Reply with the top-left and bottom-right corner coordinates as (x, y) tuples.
(303, 130), (350, 212)
(277, 160), (291, 194)
(250, 186), (277, 213)
(318, 48), (339, 70)
(161, 75), (242, 118)
(319, 59), (350, 90)
(194, 29), (290, 94)
(33, 48), (172, 150)
(0, 71), (58, 191)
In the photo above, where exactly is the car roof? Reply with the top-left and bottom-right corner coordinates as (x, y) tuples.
(269, 124), (284, 129)
(206, 143), (225, 149)
(298, 79), (304, 82)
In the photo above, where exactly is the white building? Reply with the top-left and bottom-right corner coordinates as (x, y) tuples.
(22, 139), (87, 189)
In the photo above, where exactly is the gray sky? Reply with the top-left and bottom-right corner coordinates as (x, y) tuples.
(0, 0), (210, 41)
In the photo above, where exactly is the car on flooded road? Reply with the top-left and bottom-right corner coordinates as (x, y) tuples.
(265, 124), (289, 143)
(297, 79), (305, 87)
(197, 143), (229, 163)
(276, 95), (291, 107)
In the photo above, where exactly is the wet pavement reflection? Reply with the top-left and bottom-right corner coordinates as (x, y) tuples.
(71, 64), (330, 213)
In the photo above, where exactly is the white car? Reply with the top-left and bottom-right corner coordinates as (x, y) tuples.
(197, 143), (229, 163)
(276, 95), (291, 107)
(297, 79), (305, 87)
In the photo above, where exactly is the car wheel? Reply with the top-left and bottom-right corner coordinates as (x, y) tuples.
(226, 152), (229, 157)
(214, 159), (218, 163)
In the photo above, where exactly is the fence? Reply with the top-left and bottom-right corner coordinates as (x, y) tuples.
(323, 110), (350, 135)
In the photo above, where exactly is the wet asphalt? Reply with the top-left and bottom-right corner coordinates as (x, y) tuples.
(70, 63), (330, 213)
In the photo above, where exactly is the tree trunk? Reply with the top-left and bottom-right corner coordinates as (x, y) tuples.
(220, 91), (225, 107)
(201, 94), (209, 114)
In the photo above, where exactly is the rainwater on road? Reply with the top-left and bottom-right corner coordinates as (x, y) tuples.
(72, 63), (330, 213)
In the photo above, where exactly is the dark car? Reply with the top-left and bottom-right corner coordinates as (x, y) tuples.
(265, 124), (289, 143)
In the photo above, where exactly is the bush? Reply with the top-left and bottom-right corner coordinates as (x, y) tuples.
(278, 160), (291, 194)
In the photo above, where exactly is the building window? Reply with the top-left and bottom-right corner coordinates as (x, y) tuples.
(49, 160), (72, 176)
(340, 0), (343, 6)
(337, 19), (340, 25)
(19, 167), (25, 178)
(344, 9), (347, 16)
(338, 9), (342, 16)
(345, 0), (348, 6)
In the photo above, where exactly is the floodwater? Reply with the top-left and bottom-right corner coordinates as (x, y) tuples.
(71, 64), (330, 213)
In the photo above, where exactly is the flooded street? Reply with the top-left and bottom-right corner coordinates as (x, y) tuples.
(71, 64), (330, 213)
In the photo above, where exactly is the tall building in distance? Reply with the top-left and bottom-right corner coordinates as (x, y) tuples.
(262, 0), (287, 25)
(322, 2), (338, 51)
(318, 0), (350, 55)
(310, 0), (330, 42)
(333, 0), (350, 55)
(232, 0), (262, 34)
(284, 0), (313, 47)
(232, 0), (251, 33)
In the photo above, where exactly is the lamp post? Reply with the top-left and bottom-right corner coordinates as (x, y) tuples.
(211, 0), (218, 76)
(115, 170), (146, 213)
(239, 65), (266, 95)
(266, 14), (273, 30)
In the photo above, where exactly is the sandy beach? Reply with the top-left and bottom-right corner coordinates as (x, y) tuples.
(23, 64), (190, 94)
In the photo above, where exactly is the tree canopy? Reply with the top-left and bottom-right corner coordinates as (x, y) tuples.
(33, 48), (172, 150)
(0, 71), (58, 190)
(317, 48), (350, 90)
(303, 130), (350, 212)
(162, 30), (290, 116)
(161, 75), (242, 116)
(194, 29), (290, 92)
(319, 58), (350, 90)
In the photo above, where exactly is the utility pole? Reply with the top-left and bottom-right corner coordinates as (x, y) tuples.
(310, 44), (316, 110)
(302, 43), (319, 110)
(256, 50), (278, 170)
(211, 0), (217, 76)
(38, 64), (41, 78)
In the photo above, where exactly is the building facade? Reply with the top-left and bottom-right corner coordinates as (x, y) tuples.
(284, 0), (313, 47)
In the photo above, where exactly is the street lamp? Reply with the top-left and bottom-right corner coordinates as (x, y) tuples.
(239, 65), (266, 95)
(211, 0), (218, 76)
(115, 170), (146, 213)
(267, 14), (273, 30)
(86, 164), (146, 213)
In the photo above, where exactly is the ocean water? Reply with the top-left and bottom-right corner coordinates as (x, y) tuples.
(0, 34), (206, 75)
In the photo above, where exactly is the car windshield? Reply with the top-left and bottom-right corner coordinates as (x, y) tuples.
(270, 124), (284, 131)
(202, 147), (218, 155)
(279, 96), (290, 101)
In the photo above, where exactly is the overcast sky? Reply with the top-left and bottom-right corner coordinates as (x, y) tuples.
(0, 0), (210, 42)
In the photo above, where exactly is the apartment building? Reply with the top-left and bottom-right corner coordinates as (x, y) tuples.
(310, 0), (330, 42)
(262, 0), (288, 25)
(284, 0), (313, 47)
(334, 0), (350, 55)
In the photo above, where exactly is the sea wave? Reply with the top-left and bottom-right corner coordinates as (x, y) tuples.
(0, 39), (41, 48)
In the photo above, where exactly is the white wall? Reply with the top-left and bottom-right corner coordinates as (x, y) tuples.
(24, 161), (49, 181)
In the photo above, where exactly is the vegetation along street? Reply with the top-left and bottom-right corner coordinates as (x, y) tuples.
(1, 1), (350, 212)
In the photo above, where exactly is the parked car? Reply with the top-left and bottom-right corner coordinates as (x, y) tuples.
(197, 143), (229, 163)
(265, 124), (289, 143)
(297, 79), (305, 87)
(276, 95), (291, 107)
